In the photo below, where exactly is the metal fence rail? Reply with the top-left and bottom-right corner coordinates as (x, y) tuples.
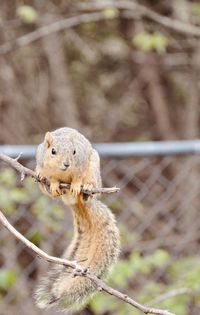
(1, 140), (200, 158)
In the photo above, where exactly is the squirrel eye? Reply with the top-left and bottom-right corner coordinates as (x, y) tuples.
(73, 149), (76, 155)
(51, 148), (57, 155)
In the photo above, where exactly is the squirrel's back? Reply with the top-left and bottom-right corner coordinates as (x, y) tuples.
(51, 127), (92, 148)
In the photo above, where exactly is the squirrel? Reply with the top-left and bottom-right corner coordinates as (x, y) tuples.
(34, 127), (120, 312)
(35, 127), (102, 198)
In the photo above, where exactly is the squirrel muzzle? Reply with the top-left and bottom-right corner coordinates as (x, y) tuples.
(60, 162), (70, 171)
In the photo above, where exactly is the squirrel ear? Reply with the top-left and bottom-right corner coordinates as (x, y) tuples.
(44, 132), (53, 148)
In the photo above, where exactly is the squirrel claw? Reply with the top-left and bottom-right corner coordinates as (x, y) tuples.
(50, 182), (62, 197)
(37, 172), (45, 183)
(83, 183), (94, 192)
(36, 173), (51, 195)
(82, 183), (95, 200)
(70, 182), (81, 197)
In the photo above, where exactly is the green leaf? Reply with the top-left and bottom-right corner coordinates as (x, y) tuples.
(192, 3), (200, 24)
(90, 292), (112, 314)
(103, 8), (119, 19)
(10, 188), (29, 203)
(151, 34), (169, 53)
(0, 168), (16, 187)
(31, 196), (64, 231)
(161, 296), (189, 315)
(51, 204), (65, 220)
(139, 281), (164, 303)
(119, 223), (139, 247)
(0, 188), (15, 214)
(133, 32), (153, 52)
(17, 5), (38, 24)
(0, 269), (17, 290)
(150, 249), (170, 268)
(133, 32), (168, 53)
(29, 230), (43, 245)
(31, 196), (49, 220)
(23, 177), (37, 193)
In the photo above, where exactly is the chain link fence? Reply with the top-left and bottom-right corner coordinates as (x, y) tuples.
(0, 142), (200, 315)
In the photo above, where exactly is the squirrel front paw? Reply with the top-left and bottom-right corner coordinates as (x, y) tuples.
(36, 173), (51, 196)
(81, 183), (96, 200)
(50, 181), (62, 197)
(82, 183), (95, 192)
(69, 181), (82, 198)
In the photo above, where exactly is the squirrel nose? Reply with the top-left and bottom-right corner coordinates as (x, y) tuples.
(63, 162), (70, 169)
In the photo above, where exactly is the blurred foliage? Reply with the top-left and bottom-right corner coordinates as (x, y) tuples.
(0, 167), (200, 314)
(0, 168), (27, 214)
(16, 5), (38, 24)
(103, 8), (119, 19)
(0, 167), (66, 301)
(192, 3), (200, 24)
(0, 168), (65, 232)
(0, 269), (17, 291)
(1, 0), (200, 313)
(1, 0), (200, 144)
(133, 32), (169, 53)
(31, 196), (65, 232)
(89, 251), (200, 315)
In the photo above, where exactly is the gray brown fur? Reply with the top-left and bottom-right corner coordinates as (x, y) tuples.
(36, 127), (102, 198)
(34, 128), (120, 312)
(35, 199), (120, 311)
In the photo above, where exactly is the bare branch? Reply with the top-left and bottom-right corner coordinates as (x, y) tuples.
(148, 288), (195, 307)
(1, 1), (200, 56)
(80, 0), (200, 37)
(0, 210), (175, 315)
(0, 153), (36, 178)
(0, 12), (113, 55)
(0, 153), (120, 195)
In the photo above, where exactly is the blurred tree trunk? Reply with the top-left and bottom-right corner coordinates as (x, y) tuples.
(173, 0), (200, 232)
(139, 54), (178, 140)
(0, 57), (29, 143)
(41, 19), (79, 129)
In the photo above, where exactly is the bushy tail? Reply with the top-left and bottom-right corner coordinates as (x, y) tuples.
(34, 199), (120, 312)
(34, 266), (97, 311)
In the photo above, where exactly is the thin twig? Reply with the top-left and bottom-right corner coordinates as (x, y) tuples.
(0, 11), (113, 54)
(0, 210), (175, 315)
(80, 0), (200, 37)
(147, 288), (195, 307)
(0, 1), (200, 55)
(0, 153), (120, 195)
(0, 153), (36, 178)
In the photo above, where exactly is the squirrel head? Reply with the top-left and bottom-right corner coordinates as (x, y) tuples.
(42, 131), (77, 172)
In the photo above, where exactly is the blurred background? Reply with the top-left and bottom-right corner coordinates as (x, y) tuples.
(1, 1), (200, 314)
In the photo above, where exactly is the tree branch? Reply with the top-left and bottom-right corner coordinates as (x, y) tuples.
(1, 1), (200, 55)
(0, 12), (113, 54)
(0, 153), (119, 195)
(147, 288), (194, 307)
(80, 0), (200, 37)
(0, 209), (175, 315)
